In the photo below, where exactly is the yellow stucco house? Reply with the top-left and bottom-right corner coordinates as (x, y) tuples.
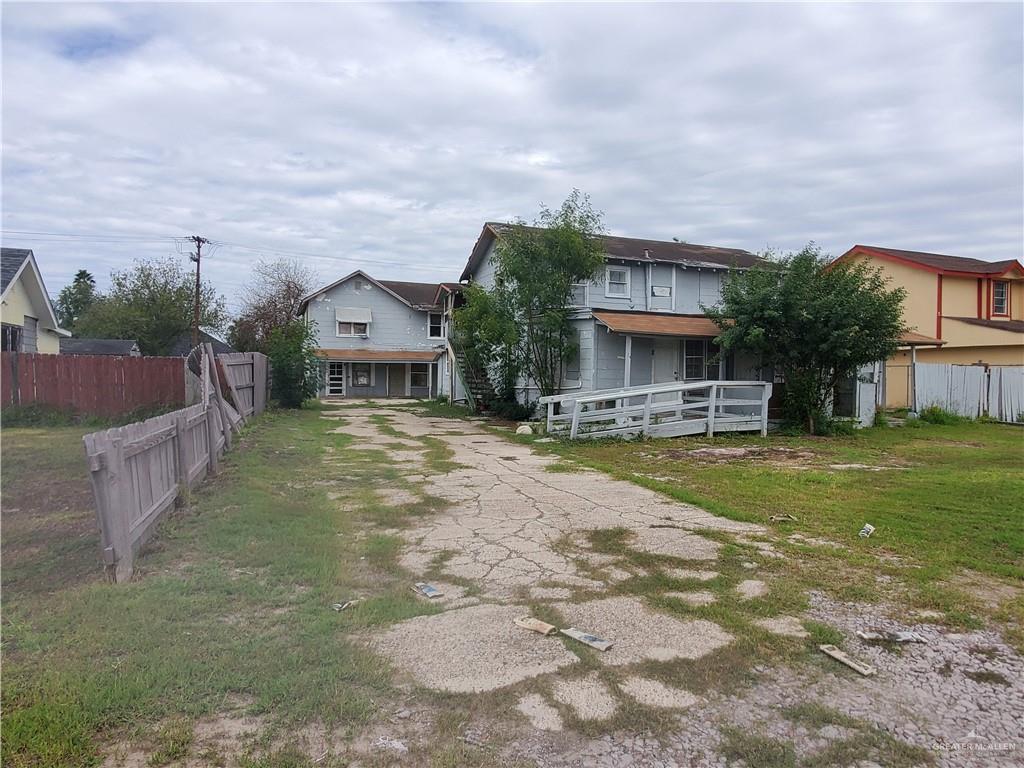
(1, 248), (70, 354)
(835, 245), (1024, 407)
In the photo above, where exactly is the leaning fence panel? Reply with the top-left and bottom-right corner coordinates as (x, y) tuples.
(82, 349), (269, 583)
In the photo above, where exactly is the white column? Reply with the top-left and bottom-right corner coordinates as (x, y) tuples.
(624, 335), (632, 388)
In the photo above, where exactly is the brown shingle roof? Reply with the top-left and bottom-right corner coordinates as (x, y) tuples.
(378, 280), (443, 309)
(898, 331), (945, 347)
(845, 245), (1023, 276)
(593, 310), (721, 337)
(461, 223), (761, 282)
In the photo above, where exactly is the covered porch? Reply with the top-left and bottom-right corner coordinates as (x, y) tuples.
(317, 349), (442, 399)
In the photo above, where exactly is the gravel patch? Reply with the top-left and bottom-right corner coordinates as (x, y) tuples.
(735, 579), (768, 599)
(664, 590), (717, 606)
(517, 693), (564, 732)
(556, 596), (732, 666)
(662, 568), (719, 582)
(619, 676), (698, 709)
(530, 586), (574, 600)
(754, 615), (809, 638)
(370, 604), (578, 692)
(552, 674), (619, 721)
(629, 527), (721, 560)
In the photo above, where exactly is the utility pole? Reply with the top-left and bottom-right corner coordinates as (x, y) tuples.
(189, 235), (209, 348)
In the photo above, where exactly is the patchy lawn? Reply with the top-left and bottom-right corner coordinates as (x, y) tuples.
(0, 408), (485, 768)
(518, 420), (1024, 642)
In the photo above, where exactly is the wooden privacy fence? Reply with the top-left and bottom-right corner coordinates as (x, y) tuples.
(1, 352), (185, 416)
(914, 363), (1024, 422)
(217, 352), (269, 418)
(83, 345), (269, 582)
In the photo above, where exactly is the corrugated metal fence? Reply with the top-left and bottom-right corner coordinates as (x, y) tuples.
(914, 363), (1024, 422)
(83, 345), (270, 582)
(1, 352), (185, 416)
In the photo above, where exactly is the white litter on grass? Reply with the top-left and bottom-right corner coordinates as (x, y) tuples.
(619, 676), (698, 709)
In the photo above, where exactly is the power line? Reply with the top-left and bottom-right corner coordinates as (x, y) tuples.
(1, 229), (185, 241)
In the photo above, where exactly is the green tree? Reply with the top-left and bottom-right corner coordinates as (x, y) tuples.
(76, 257), (228, 356)
(706, 244), (906, 433)
(55, 270), (98, 332)
(463, 189), (605, 399)
(266, 319), (320, 408)
(451, 283), (520, 402)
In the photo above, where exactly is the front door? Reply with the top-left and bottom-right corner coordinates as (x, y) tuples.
(652, 338), (678, 383)
(387, 363), (406, 397)
(327, 362), (345, 396)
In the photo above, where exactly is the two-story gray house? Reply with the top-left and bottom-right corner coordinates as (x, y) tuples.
(297, 270), (456, 398)
(457, 223), (769, 401)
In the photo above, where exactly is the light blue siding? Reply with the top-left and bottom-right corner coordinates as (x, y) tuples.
(304, 275), (444, 354)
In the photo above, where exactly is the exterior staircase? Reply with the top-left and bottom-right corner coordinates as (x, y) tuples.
(448, 336), (497, 412)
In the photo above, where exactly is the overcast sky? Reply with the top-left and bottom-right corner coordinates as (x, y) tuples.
(2, 1), (1021, 312)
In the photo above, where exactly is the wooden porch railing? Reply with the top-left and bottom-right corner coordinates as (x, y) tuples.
(538, 380), (772, 440)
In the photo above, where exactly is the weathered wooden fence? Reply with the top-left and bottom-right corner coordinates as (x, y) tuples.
(83, 345), (268, 582)
(1, 352), (185, 416)
(217, 352), (269, 418)
(914, 363), (1024, 422)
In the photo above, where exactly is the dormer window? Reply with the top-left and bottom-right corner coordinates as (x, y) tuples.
(605, 266), (630, 298)
(992, 280), (1009, 316)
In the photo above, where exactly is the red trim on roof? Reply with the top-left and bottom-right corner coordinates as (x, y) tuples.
(837, 245), (1024, 278)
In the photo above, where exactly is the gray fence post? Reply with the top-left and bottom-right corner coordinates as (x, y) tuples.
(174, 412), (189, 504)
(108, 437), (135, 583)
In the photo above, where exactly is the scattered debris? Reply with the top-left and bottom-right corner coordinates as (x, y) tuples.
(857, 629), (928, 643)
(331, 598), (363, 611)
(819, 644), (877, 676)
(859, 523), (875, 538)
(412, 582), (444, 599)
(561, 627), (613, 651)
(515, 424), (533, 435)
(769, 514), (797, 522)
(373, 736), (408, 754)
(514, 616), (557, 636)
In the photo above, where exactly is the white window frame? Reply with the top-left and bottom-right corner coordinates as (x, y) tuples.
(427, 312), (445, 339)
(337, 321), (369, 337)
(605, 266), (630, 298)
(568, 282), (589, 307)
(351, 363), (372, 387)
(992, 280), (1009, 316)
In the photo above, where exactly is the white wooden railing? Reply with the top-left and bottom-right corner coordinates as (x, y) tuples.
(538, 380), (772, 440)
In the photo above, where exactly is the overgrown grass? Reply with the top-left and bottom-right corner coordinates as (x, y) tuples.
(1, 408), (440, 767)
(1, 402), (176, 428)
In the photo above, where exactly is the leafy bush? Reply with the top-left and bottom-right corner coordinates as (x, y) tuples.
(918, 406), (969, 425)
(488, 399), (535, 421)
(266, 320), (320, 408)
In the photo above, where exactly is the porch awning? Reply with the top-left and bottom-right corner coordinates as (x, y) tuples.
(335, 307), (372, 323)
(898, 331), (945, 347)
(593, 310), (721, 337)
(316, 348), (441, 362)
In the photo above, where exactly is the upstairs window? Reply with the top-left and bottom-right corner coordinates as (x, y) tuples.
(605, 267), (630, 298)
(993, 280), (1009, 316)
(337, 321), (368, 336)
(428, 312), (445, 338)
(568, 283), (588, 307)
(336, 307), (372, 337)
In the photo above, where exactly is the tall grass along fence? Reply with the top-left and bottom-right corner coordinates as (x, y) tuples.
(83, 345), (270, 582)
(1, 351), (185, 417)
(914, 363), (1023, 422)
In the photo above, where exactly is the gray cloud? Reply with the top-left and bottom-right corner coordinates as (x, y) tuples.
(2, 1), (1020, 311)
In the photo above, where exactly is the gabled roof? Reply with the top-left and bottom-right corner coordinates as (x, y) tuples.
(460, 223), (762, 282)
(61, 338), (140, 356)
(838, 245), (1023, 278)
(1, 248), (33, 293)
(297, 269), (442, 315)
(0, 247), (70, 336)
